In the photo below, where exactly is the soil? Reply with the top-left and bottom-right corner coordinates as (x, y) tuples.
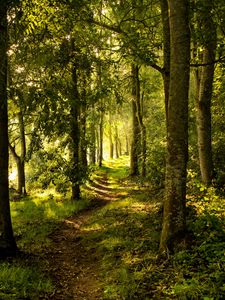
(42, 175), (115, 300)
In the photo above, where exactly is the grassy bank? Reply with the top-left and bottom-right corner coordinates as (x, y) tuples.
(0, 191), (90, 299)
(82, 157), (225, 299)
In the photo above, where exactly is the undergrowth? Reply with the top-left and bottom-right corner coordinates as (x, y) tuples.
(81, 157), (225, 299)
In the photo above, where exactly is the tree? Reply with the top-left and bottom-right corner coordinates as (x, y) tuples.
(160, 0), (190, 253)
(0, 0), (17, 256)
(194, 0), (217, 186)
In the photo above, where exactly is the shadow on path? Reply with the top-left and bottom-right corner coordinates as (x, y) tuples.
(42, 172), (124, 300)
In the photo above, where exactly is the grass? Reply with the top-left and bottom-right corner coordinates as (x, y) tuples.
(0, 189), (91, 299)
(3, 156), (225, 299)
(80, 157), (225, 299)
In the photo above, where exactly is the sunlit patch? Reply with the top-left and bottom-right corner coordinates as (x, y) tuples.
(9, 170), (17, 181)
(100, 237), (124, 251)
(83, 222), (105, 232)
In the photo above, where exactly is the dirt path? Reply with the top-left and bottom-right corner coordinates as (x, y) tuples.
(43, 174), (117, 300)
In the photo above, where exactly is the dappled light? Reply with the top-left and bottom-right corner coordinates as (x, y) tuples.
(0, 0), (225, 299)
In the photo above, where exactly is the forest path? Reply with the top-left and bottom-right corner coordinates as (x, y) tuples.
(43, 168), (124, 300)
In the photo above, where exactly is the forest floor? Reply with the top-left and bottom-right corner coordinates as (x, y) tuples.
(43, 173), (115, 300)
(41, 158), (163, 300)
(3, 157), (225, 299)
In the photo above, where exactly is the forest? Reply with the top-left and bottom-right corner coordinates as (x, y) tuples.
(1, 0), (225, 299)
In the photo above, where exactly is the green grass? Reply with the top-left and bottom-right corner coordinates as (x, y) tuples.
(0, 262), (53, 299)
(81, 157), (225, 299)
(0, 189), (91, 299)
(11, 192), (90, 252)
(4, 156), (225, 299)
(81, 157), (163, 299)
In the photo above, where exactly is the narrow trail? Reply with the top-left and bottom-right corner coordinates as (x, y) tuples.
(43, 173), (121, 300)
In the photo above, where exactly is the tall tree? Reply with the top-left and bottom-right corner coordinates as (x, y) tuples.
(194, 0), (217, 186)
(0, 0), (17, 256)
(130, 64), (141, 176)
(160, 0), (190, 253)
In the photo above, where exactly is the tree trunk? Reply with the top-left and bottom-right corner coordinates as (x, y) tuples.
(136, 70), (147, 177)
(195, 1), (216, 186)
(89, 105), (96, 164)
(160, 0), (190, 253)
(71, 63), (80, 200)
(109, 112), (114, 159)
(125, 135), (129, 155)
(98, 111), (104, 167)
(79, 76), (88, 170)
(9, 145), (26, 196)
(0, 1), (17, 256)
(9, 111), (27, 196)
(130, 64), (140, 176)
(114, 125), (119, 159)
(160, 0), (170, 127)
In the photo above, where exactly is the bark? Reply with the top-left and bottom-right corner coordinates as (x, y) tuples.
(98, 111), (104, 167)
(114, 125), (119, 159)
(71, 63), (80, 200)
(130, 64), (140, 176)
(125, 135), (129, 155)
(136, 71), (147, 177)
(160, 0), (170, 126)
(89, 105), (96, 164)
(160, 0), (190, 253)
(0, 1), (17, 256)
(79, 75), (88, 169)
(109, 112), (114, 159)
(195, 1), (216, 186)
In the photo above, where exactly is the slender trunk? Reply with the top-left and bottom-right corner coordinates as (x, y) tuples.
(160, 0), (170, 127)
(136, 69), (147, 177)
(9, 111), (27, 196)
(0, 1), (17, 256)
(115, 125), (119, 159)
(18, 111), (26, 195)
(98, 111), (104, 167)
(125, 135), (129, 155)
(109, 112), (114, 159)
(130, 64), (140, 176)
(71, 63), (80, 200)
(89, 105), (96, 164)
(79, 76), (87, 169)
(160, 0), (190, 253)
(9, 145), (26, 196)
(118, 139), (122, 157)
(195, 2), (216, 186)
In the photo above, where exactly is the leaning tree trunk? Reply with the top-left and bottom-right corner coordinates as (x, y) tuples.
(9, 145), (26, 196)
(130, 64), (141, 176)
(0, 1), (17, 256)
(9, 111), (27, 195)
(160, 0), (190, 253)
(71, 63), (80, 200)
(195, 1), (216, 186)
